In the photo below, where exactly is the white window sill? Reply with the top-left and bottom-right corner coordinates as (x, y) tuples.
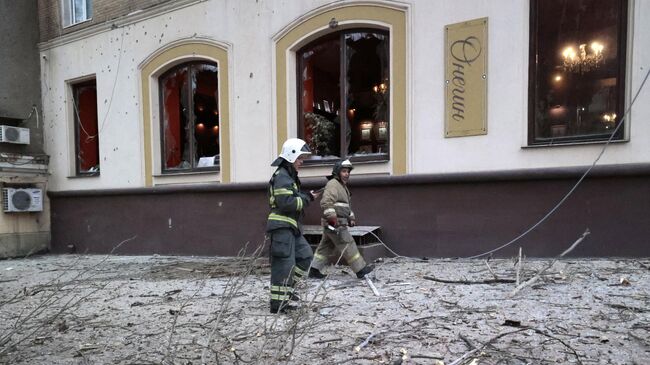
(67, 174), (100, 178)
(522, 138), (629, 149)
(153, 170), (220, 186)
(298, 159), (391, 178)
(62, 17), (93, 29)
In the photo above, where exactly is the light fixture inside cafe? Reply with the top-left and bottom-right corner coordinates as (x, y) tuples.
(373, 82), (388, 94)
(562, 41), (604, 74)
(602, 113), (616, 122)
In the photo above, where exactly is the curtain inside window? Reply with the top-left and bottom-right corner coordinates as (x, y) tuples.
(162, 67), (188, 169)
(75, 82), (99, 172)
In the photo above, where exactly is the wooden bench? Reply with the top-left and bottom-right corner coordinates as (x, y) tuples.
(302, 225), (387, 263)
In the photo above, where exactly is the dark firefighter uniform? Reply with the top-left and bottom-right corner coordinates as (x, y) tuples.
(266, 160), (313, 313)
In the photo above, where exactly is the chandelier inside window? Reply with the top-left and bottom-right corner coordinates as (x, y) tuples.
(562, 42), (604, 74)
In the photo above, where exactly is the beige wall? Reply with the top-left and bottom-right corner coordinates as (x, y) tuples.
(0, 176), (50, 258)
(38, 0), (650, 191)
(37, 0), (175, 43)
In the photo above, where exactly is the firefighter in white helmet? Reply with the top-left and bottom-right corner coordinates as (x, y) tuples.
(266, 138), (321, 313)
(309, 159), (374, 279)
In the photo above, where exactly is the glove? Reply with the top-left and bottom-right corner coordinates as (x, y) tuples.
(327, 216), (338, 227)
(309, 190), (321, 201)
(348, 219), (356, 227)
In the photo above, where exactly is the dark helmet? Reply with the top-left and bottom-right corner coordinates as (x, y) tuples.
(327, 159), (353, 179)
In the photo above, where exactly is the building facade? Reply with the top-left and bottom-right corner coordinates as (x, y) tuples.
(37, 0), (649, 257)
(0, 0), (50, 258)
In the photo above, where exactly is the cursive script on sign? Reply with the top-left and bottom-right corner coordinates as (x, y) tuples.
(449, 36), (482, 122)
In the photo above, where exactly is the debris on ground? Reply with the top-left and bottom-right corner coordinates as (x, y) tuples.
(0, 253), (649, 364)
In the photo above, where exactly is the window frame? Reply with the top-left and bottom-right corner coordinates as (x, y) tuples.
(72, 78), (100, 177)
(158, 61), (220, 174)
(527, 0), (629, 146)
(296, 27), (391, 166)
(62, 0), (93, 28)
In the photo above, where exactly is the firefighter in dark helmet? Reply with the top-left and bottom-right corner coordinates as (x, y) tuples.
(266, 138), (321, 313)
(309, 159), (374, 279)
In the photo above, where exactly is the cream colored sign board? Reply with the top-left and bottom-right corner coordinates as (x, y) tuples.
(444, 17), (488, 137)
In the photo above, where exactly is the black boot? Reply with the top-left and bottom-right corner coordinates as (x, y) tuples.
(270, 300), (298, 314)
(356, 265), (374, 279)
(308, 267), (326, 279)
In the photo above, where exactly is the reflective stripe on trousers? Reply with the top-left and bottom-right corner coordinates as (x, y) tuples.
(268, 213), (297, 228)
(270, 285), (293, 301)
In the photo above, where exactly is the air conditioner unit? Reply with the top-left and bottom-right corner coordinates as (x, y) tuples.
(2, 188), (43, 213)
(0, 125), (30, 144)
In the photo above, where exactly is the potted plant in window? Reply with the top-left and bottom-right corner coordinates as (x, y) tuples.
(304, 112), (335, 157)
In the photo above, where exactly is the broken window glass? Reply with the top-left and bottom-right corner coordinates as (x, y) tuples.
(72, 79), (100, 175)
(297, 29), (390, 163)
(160, 62), (219, 172)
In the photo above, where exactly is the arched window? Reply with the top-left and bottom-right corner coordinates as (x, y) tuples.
(297, 29), (389, 162)
(159, 62), (220, 171)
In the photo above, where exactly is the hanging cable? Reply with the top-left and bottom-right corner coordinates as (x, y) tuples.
(97, 26), (126, 135)
(71, 26), (126, 141)
(465, 67), (650, 259)
(34, 105), (39, 129)
(353, 68), (649, 261)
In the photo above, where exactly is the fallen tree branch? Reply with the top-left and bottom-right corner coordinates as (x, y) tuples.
(423, 276), (515, 285)
(607, 303), (649, 313)
(200, 241), (265, 364)
(449, 332), (482, 365)
(312, 337), (342, 345)
(516, 247), (523, 286)
(274, 244), (354, 363)
(449, 325), (583, 365)
(364, 277), (381, 296)
(0, 236), (136, 356)
(510, 229), (590, 297)
(485, 259), (499, 280)
(354, 330), (380, 352)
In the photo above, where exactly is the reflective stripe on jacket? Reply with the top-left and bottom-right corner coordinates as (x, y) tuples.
(266, 166), (310, 233)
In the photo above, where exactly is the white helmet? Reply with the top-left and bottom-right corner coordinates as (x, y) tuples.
(271, 138), (311, 166)
(328, 159), (353, 179)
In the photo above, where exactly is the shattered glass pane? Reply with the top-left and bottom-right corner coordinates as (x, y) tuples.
(192, 64), (219, 167)
(74, 80), (100, 174)
(297, 29), (389, 160)
(345, 32), (389, 156)
(298, 33), (341, 160)
(160, 62), (219, 171)
(161, 66), (189, 170)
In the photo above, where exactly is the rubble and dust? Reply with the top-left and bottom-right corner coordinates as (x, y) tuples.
(0, 250), (648, 364)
